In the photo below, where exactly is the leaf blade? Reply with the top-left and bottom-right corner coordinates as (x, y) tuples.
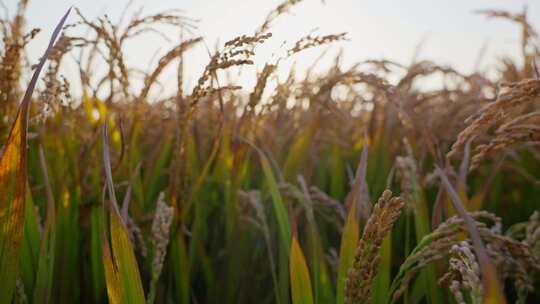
(0, 8), (71, 303)
(102, 122), (146, 304)
(290, 237), (313, 304)
(336, 204), (358, 304)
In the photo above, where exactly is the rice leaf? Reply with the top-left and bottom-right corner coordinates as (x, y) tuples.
(32, 147), (57, 304)
(336, 203), (358, 304)
(255, 144), (291, 252)
(102, 122), (146, 304)
(290, 237), (314, 304)
(90, 206), (106, 302)
(19, 185), (40, 296)
(101, 212), (123, 304)
(0, 8), (70, 303)
(345, 142), (370, 221)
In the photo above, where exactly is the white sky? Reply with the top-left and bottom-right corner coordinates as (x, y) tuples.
(5, 0), (540, 97)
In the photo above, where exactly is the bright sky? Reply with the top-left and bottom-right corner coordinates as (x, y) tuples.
(6, 0), (540, 97)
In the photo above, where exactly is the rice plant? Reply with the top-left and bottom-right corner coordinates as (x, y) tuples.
(0, 1), (539, 303)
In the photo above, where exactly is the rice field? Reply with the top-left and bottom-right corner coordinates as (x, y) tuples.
(0, 1), (539, 303)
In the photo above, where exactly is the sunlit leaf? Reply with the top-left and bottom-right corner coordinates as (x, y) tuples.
(101, 122), (146, 304)
(0, 8), (71, 303)
(290, 237), (313, 304)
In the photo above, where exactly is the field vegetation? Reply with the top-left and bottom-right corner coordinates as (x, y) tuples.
(0, 1), (539, 303)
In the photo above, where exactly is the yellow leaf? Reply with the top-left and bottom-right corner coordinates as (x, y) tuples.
(102, 122), (146, 304)
(0, 106), (28, 303)
(101, 227), (123, 304)
(290, 237), (314, 304)
(0, 8), (71, 302)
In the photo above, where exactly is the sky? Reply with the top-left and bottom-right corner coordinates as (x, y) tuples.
(4, 0), (540, 97)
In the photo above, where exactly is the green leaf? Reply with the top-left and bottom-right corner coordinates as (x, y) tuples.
(32, 147), (57, 304)
(258, 148), (291, 252)
(336, 204), (359, 304)
(19, 187), (40, 297)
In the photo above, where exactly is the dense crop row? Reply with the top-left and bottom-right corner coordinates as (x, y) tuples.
(0, 1), (538, 303)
